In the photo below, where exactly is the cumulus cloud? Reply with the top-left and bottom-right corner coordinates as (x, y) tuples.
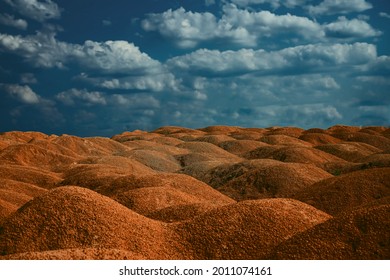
(324, 16), (382, 38)
(2, 84), (41, 104)
(167, 42), (377, 76)
(0, 31), (162, 74)
(56, 89), (107, 106)
(4, 0), (61, 22)
(0, 13), (28, 29)
(75, 40), (162, 75)
(307, 0), (373, 16)
(142, 4), (379, 49)
(142, 5), (323, 48)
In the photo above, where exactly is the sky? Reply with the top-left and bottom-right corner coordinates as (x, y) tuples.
(0, 0), (389, 136)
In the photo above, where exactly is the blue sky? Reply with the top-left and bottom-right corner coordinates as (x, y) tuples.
(0, 0), (389, 136)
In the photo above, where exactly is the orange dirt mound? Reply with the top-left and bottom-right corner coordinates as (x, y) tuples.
(260, 135), (312, 146)
(298, 133), (342, 145)
(293, 168), (390, 215)
(0, 248), (146, 260)
(175, 198), (330, 259)
(218, 140), (269, 156)
(315, 142), (381, 162)
(270, 203), (390, 259)
(0, 143), (76, 172)
(148, 203), (218, 223)
(0, 165), (61, 189)
(218, 162), (332, 201)
(265, 127), (305, 138)
(0, 186), (180, 259)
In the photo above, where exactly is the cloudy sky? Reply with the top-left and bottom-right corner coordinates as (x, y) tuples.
(0, 0), (389, 136)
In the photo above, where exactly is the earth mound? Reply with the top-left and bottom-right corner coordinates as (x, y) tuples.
(0, 125), (389, 260)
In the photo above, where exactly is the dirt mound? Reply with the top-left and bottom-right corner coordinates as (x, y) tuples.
(194, 134), (237, 145)
(0, 179), (47, 219)
(175, 198), (330, 259)
(125, 149), (182, 172)
(148, 203), (218, 223)
(218, 140), (268, 156)
(260, 135), (312, 146)
(315, 142), (381, 162)
(0, 248), (146, 260)
(218, 163), (332, 201)
(299, 133), (342, 145)
(329, 132), (390, 151)
(0, 165), (61, 189)
(266, 127), (305, 138)
(0, 186), (180, 259)
(51, 135), (129, 157)
(0, 143), (76, 172)
(0, 131), (50, 145)
(245, 146), (345, 169)
(60, 162), (154, 190)
(271, 203), (390, 259)
(293, 168), (390, 215)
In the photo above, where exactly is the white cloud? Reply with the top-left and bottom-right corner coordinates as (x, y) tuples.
(229, 0), (311, 9)
(379, 12), (390, 19)
(102, 20), (112, 26)
(3, 84), (40, 104)
(56, 89), (107, 106)
(111, 94), (160, 108)
(307, 0), (373, 16)
(0, 13), (28, 29)
(142, 4), (379, 49)
(167, 42), (377, 76)
(324, 16), (381, 38)
(75, 40), (162, 74)
(4, 0), (61, 22)
(142, 5), (323, 48)
(5, 0), (61, 22)
(0, 32), (162, 74)
(205, 0), (216, 6)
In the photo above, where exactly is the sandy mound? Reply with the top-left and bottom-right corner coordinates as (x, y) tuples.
(0, 186), (181, 259)
(125, 149), (182, 172)
(329, 132), (390, 151)
(0, 143), (76, 172)
(0, 248), (146, 260)
(299, 133), (342, 145)
(0, 179), (47, 220)
(260, 135), (312, 146)
(148, 203), (218, 223)
(315, 142), (381, 162)
(60, 160), (155, 190)
(175, 198), (331, 259)
(218, 162), (332, 201)
(51, 135), (130, 157)
(293, 168), (390, 215)
(116, 187), (207, 216)
(218, 140), (268, 156)
(265, 127), (305, 138)
(245, 146), (345, 169)
(0, 165), (61, 189)
(193, 134), (237, 145)
(270, 203), (390, 259)
(0, 131), (50, 145)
